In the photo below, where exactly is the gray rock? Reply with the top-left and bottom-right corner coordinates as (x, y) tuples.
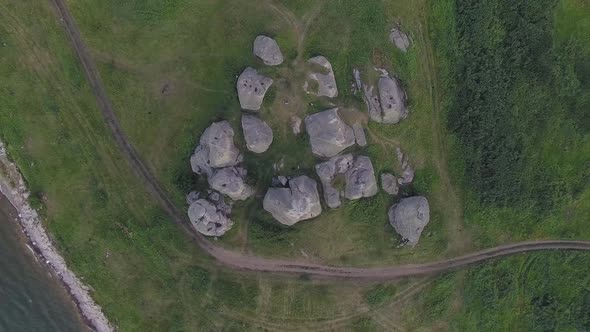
(353, 122), (367, 147)
(253, 35), (284, 66)
(378, 76), (408, 124)
(208, 191), (232, 216)
(186, 191), (201, 205)
(188, 199), (233, 237)
(304, 108), (355, 157)
(389, 27), (411, 52)
(263, 175), (322, 225)
(208, 167), (254, 201)
(237, 67), (273, 111)
(315, 154), (354, 208)
(395, 147), (415, 185)
(304, 56), (338, 98)
(278, 176), (288, 186)
(381, 173), (399, 195)
(191, 121), (242, 176)
(388, 196), (430, 246)
(291, 116), (302, 135)
(242, 114), (273, 153)
(344, 156), (378, 200)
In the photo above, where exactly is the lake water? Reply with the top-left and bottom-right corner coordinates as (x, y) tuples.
(0, 195), (87, 332)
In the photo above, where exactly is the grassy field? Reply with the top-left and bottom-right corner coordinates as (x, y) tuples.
(62, 0), (469, 266)
(2, 0), (590, 330)
(0, 0), (450, 330)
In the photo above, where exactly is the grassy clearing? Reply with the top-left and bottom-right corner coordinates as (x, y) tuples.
(65, 0), (466, 265)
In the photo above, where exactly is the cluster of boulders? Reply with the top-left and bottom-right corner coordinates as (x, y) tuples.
(316, 154), (378, 209)
(188, 121), (254, 236)
(353, 68), (409, 124)
(187, 191), (233, 237)
(186, 28), (431, 246)
(187, 35), (284, 237)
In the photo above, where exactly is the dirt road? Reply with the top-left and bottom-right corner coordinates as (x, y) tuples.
(48, 0), (590, 281)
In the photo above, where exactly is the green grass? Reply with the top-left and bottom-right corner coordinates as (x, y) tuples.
(428, 0), (590, 249)
(2, 0), (590, 330)
(398, 252), (590, 331)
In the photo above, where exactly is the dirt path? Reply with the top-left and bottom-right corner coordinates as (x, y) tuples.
(418, 20), (472, 254)
(48, 0), (590, 282)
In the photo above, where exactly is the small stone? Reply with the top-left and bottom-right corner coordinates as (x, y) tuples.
(186, 191), (201, 205)
(352, 122), (367, 147)
(291, 116), (302, 135)
(381, 173), (399, 195)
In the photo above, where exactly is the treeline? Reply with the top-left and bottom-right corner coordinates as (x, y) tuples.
(448, 0), (590, 209)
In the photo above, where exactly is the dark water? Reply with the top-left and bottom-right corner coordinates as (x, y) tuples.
(0, 195), (87, 332)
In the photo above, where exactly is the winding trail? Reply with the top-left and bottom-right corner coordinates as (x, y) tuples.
(48, 0), (590, 281)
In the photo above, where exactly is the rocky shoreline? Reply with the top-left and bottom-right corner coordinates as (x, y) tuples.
(0, 141), (113, 332)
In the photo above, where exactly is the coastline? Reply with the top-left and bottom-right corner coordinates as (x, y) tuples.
(0, 141), (113, 332)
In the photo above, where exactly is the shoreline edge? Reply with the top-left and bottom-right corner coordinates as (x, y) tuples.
(0, 140), (114, 332)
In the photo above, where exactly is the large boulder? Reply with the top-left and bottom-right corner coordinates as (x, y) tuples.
(190, 121), (242, 176)
(304, 56), (338, 98)
(315, 154), (354, 208)
(237, 67), (273, 111)
(304, 108), (355, 157)
(389, 27), (411, 52)
(263, 175), (322, 225)
(378, 76), (408, 124)
(315, 154), (377, 208)
(242, 114), (273, 153)
(344, 156), (378, 200)
(388, 196), (430, 246)
(208, 167), (254, 201)
(188, 199), (233, 237)
(253, 35), (284, 66)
